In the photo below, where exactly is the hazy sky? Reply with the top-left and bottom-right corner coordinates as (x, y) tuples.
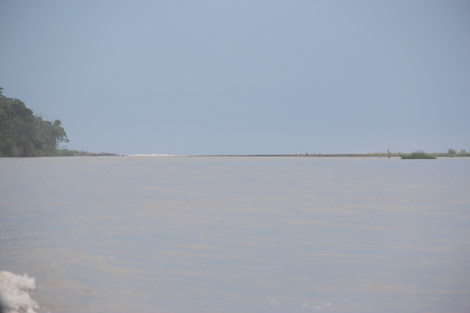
(1, 0), (469, 155)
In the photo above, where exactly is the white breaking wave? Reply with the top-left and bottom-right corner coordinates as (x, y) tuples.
(0, 271), (39, 313)
(127, 153), (185, 157)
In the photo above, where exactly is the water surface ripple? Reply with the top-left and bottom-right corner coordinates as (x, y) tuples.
(1, 157), (469, 313)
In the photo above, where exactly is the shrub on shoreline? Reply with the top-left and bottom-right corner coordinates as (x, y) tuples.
(401, 151), (436, 159)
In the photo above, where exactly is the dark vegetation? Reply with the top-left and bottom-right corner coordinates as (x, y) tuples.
(0, 87), (120, 157)
(0, 87), (70, 157)
(400, 149), (470, 159)
(401, 151), (436, 159)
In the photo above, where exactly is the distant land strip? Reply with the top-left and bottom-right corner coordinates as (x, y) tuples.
(184, 153), (470, 158)
(70, 152), (470, 158)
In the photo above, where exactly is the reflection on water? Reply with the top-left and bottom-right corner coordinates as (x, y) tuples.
(1, 157), (469, 313)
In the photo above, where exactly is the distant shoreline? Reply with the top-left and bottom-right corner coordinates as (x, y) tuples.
(3, 152), (470, 158)
(127, 153), (470, 158)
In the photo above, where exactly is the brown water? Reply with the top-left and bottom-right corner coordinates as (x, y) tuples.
(1, 156), (469, 313)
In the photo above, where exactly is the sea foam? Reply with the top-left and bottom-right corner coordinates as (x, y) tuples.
(127, 153), (184, 157)
(0, 271), (39, 313)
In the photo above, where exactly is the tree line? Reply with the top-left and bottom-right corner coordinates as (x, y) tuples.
(0, 87), (69, 157)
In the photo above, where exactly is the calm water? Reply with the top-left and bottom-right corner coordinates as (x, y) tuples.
(1, 156), (469, 313)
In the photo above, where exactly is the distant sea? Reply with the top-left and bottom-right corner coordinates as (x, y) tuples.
(1, 156), (469, 313)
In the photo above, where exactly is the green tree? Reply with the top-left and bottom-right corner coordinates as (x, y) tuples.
(0, 87), (69, 157)
(448, 148), (456, 155)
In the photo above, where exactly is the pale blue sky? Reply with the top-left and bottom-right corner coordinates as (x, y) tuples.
(1, 0), (469, 155)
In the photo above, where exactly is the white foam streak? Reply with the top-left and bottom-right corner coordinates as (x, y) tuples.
(127, 154), (185, 157)
(0, 271), (39, 313)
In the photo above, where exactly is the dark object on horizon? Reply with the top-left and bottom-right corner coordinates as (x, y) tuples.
(401, 151), (436, 159)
